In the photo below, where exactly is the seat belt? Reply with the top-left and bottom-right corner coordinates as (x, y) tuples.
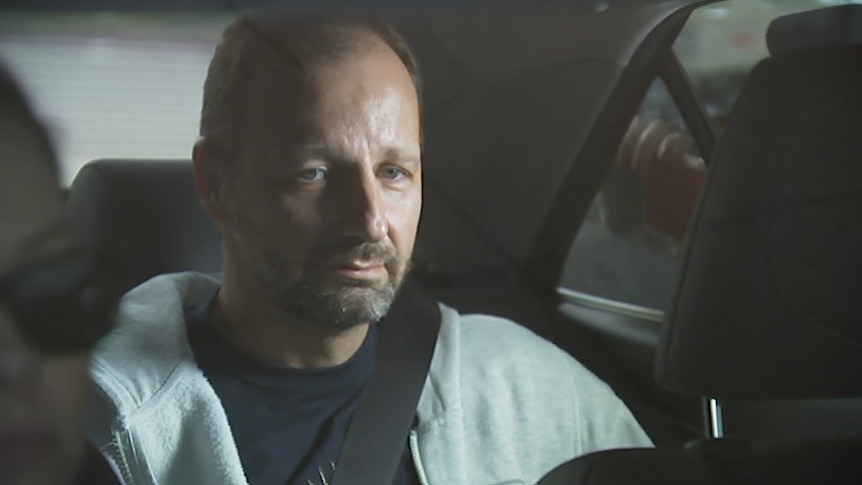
(331, 284), (441, 485)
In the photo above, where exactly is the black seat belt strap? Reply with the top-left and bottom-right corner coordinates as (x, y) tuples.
(331, 285), (441, 485)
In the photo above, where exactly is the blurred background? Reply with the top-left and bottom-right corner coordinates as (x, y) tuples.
(1, 0), (859, 185)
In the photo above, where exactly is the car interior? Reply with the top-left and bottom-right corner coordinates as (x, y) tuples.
(540, 5), (862, 483)
(3, 0), (861, 483)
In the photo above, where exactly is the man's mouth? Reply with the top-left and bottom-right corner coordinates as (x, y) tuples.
(324, 260), (388, 280)
(308, 241), (399, 283)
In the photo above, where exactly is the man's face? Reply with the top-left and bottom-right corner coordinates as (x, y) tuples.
(0, 118), (89, 485)
(220, 40), (422, 328)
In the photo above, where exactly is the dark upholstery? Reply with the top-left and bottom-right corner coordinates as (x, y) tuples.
(766, 4), (862, 55)
(539, 438), (862, 485)
(685, 437), (862, 485)
(656, 44), (862, 399)
(66, 159), (222, 296)
(539, 448), (727, 485)
(541, 438), (862, 485)
(721, 397), (862, 440)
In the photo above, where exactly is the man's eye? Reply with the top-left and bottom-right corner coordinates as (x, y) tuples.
(298, 167), (328, 181)
(381, 166), (409, 180)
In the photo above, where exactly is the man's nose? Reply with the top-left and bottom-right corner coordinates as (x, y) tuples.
(334, 169), (388, 243)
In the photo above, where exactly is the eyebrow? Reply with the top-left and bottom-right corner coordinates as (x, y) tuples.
(381, 148), (421, 169)
(292, 144), (421, 168)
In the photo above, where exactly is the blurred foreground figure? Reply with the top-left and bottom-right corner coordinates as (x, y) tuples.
(0, 67), (119, 485)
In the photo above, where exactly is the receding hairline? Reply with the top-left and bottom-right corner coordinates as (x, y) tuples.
(239, 17), (395, 66)
(199, 15), (423, 165)
(232, 19), (411, 92)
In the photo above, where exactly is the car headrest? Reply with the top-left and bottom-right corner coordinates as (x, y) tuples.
(66, 159), (223, 296)
(656, 44), (862, 399)
(767, 5), (862, 55)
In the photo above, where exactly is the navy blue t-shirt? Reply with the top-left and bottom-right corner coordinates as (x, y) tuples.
(185, 293), (420, 485)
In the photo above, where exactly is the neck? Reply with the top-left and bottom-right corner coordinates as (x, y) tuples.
(216, 265), (370, 368)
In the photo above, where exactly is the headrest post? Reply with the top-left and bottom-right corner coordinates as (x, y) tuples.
(704, 397), (725, 439)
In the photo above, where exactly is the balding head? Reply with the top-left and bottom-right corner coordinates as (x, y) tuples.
(199, 15), (421, 173)
(192, 12), (423, 334)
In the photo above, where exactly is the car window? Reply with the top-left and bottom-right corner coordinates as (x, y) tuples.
(560, 77), (697, 312)
(558, 0), (853, 313)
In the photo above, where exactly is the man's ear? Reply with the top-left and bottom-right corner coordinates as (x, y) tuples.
(192, 138), (229, 224)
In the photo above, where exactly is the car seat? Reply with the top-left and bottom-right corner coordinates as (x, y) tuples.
(539, 6), (862, 484)
(66, 159), (222, 296)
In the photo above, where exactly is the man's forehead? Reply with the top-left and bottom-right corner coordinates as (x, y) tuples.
(241, 41), (399, 118)
(234, 18), (387, 74)
(247, 55), (419, 149)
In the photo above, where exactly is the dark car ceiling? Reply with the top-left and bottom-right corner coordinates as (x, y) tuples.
(3, 0), (710, 12)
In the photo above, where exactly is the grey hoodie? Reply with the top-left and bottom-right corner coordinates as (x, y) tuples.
(88, 272), (651, 485)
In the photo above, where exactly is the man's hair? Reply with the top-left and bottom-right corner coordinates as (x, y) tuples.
(199, 14), (422, 170)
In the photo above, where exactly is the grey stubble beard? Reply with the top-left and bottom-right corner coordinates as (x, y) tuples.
(236, 237), (406, 329)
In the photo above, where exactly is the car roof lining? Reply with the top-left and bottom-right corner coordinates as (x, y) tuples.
(421, 1), (706, 79)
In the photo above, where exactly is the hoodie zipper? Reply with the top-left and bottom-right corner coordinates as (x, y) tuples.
(409, 430), (430, 485)
(106, 437), (135, 485)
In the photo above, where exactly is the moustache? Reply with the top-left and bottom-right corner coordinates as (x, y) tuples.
(310, 242), (399, 268)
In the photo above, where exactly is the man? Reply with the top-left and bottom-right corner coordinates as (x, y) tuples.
(87, 14), (652, 485)
(0, 66), (118, 485)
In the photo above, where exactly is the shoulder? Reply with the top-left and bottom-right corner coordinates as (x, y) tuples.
(434, 304), (652, 452)
(89, 272), (219, 415)
(438, 305), (590, 382)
